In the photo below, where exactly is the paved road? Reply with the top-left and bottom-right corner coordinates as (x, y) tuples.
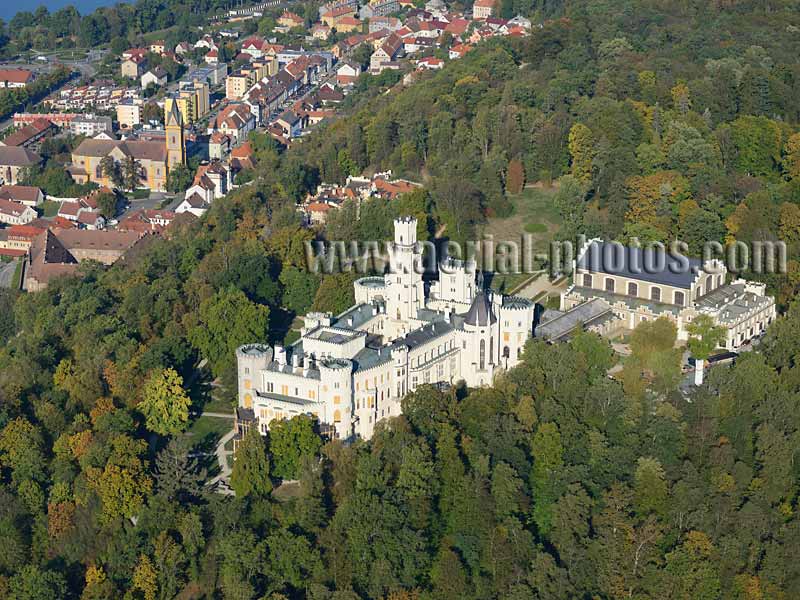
(0, 260), (18, 289)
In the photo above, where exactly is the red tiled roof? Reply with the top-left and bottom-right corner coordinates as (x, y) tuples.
(0, 69), (34, 84)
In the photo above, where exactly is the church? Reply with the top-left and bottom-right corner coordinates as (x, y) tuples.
(68, 102), (185, 192)
(236, 216), (537, 441)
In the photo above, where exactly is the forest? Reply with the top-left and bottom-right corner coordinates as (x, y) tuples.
(2, 0), (800, 598)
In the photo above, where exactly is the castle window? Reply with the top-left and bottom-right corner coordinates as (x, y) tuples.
(696, 286), (703, 299)
(706, 274), (713, 292)
(503, 346), (510, 358)
(605, 277), (615, 293)
(628, 282), (638, 297)
(650, 286), (661, 302)
(582, 273), (592, 287)
(333, 410), (341, 423)
(244, 367), (249, 374)
(479, 339), (485, 370)
(674, 291), (685, 306)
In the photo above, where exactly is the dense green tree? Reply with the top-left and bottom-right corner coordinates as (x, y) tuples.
(268, 415), (322, 480)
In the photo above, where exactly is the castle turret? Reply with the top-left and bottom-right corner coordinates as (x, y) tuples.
(236, 344), (273, 409)
(318, 358), (354, 440)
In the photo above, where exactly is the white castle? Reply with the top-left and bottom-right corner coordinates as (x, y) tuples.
(236, 216), (536, 441)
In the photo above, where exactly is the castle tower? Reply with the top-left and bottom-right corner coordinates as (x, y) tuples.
(236, 344), (273, 409)
(385, 216), (425, 338)
(460, 272), (498, 387)
(165, 99), (186, 169)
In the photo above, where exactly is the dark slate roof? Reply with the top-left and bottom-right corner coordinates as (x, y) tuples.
(463, 291), (496, 326)
(577, 240), (703, 290)
(393, 319), (454, 350)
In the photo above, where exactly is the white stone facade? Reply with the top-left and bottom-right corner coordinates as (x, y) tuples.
(237, 216), (536, 441)
(560, 239), (777, 350)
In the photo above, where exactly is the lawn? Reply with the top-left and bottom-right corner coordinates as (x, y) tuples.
(12, 260), (23, 289)
(184, 415), (233, 453)
(480, 185), (563, 293)
(41, 200), (60, 217)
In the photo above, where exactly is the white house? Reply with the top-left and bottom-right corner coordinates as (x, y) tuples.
(0, 198), (36, 225)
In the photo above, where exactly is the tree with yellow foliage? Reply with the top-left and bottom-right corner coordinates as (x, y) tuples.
(568, 123), (596, 183)
(782, 132), (800, 180)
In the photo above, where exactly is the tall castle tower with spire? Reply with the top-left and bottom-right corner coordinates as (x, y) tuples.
(165, 100), (185, 170)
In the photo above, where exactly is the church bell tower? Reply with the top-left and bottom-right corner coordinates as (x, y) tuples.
(165, 99), (186, 170)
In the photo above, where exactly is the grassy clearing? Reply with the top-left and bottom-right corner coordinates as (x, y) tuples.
(272, 480), (303, 502)
(481, 186), (562, 292)
(184, 415), (232, 453)
(12, 260), (23, 289)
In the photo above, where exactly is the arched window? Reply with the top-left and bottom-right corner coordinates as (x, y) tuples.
(696, 286), (703, 299)
(628, 282), (638, 297)
(582, 274), (592, 287)
(490, 338), (494, 363)
(674, 291), (685, 306)
(650, 286), (661, 302)
(479, 339), (485, 370)
(706, 275), (713, 292)
(605, 277), (615, 292)
(503, 346), (510, 358)
(243, 393), (252, 408)
(333, 410), (341, 423)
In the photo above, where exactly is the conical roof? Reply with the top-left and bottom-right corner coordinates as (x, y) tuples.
(464, 289), (496, 326)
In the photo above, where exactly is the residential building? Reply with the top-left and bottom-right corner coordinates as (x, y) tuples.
(70, 114), (114, 137)
(118, 208), (177, 233)
(141, 66), (168, 89)
(0, 147), (42, 185)
(0, 185), (43, 207)
(175, 193), (211, 217)
(336, 60), (361, 85)
(226, 70), (253, 100)
(274, 110), (305, 138)
(0, 69), (35, 88)
(555, 239), (776, 350)
(319, 0), (359, 19)
(150, 40), (166, 55)
(236, 216), (536, 441)
(187, 64), (228, 86)
(322, 5), (358, 27)
(210, 103), (255, 141)
(359, 0), (400, 19)
(121, 56), (148, 79)
(278, 10), (304, 27)
(369, 16), (402, 33)
(165, 79), (210, 125)
(0, 118), (55, 151)
(333, 16), (362, 33)
(0, 198), (36, 225)
(311, 24), (332, 40)
(473, 0), (496, 18)
(117, 99), (143, 129)
(370, 33), (403, 72)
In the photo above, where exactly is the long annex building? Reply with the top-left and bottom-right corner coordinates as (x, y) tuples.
(236, 217), (536, 441)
